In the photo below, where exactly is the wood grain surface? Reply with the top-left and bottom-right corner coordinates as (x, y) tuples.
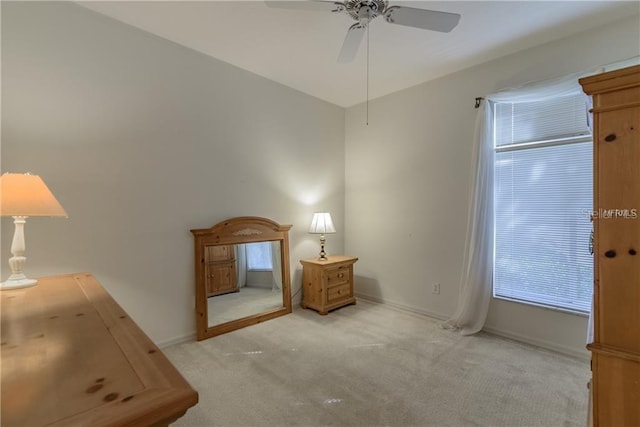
(1, 273), (198, 426)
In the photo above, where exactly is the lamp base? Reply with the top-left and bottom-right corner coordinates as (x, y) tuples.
(318, 235), (328, 261)
(2, 217), (38, 290)
(1, 276), (38, 290)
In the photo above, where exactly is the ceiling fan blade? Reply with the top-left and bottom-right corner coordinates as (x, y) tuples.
(384, 6), (461, 33)
(265, 1), (344, 12)
(337, 23), (366, 63)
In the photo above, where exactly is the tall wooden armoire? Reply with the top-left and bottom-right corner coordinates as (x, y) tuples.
(204, 244), (238, 297)
(579, 64), (640, 426)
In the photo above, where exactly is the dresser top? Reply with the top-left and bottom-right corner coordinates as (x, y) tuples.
(1, 273), (198, 426)
(300, 255), (358, 266)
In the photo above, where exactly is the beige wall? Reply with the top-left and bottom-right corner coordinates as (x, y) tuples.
(345, 14), (640, 358)
(3, 1), (639, 357)
(1, 2), (345, 345)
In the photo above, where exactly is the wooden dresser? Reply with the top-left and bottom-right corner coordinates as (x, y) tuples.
(1, 273), (198, 426)
(579, 64), (640, 427)
(204, 244), (238, 297)
(300, 255), (358, 315)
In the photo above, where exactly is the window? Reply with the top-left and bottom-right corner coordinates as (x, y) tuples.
(493, 93), (593, 313)
(246, 242), (273, 271)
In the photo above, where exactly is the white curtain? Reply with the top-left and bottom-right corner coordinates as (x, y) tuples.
(442, 101), (494, 335)
(444, 71), (588, 335)
(270, 241), (283, 291)
(235, 244), (247, 288)
(443, 58), (640, 337)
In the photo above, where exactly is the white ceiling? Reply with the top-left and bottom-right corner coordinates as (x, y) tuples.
(78, 1), (639, 107)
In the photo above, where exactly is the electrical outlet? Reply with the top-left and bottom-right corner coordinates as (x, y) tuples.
(432, 282), (440, 294)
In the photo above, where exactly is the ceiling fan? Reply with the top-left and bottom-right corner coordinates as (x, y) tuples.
(265, 0), (461, 63)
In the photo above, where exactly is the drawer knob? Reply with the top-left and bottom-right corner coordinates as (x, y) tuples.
(337, 273), (344, 278)
(605, 250), (616, 258)
(604, 133), (617, 142)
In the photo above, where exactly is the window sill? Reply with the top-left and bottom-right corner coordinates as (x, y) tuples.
(493, 295), (590, 317)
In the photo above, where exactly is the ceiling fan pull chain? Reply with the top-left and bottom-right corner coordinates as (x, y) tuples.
(366, 23), (369, 126)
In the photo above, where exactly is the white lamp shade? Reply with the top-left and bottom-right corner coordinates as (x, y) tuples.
(0, 173), (67, 217)
(309, 212), (336, 234)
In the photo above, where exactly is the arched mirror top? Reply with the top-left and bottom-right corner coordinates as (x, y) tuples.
(191, 216), (292, 341)
(191, 216), (292, 246)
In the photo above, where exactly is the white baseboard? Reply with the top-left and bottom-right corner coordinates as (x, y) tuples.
(482, 325), (590, 361)
(355, 293), (590, 361)
(355, 292), (449, 321)
(157, 332), (197, 349)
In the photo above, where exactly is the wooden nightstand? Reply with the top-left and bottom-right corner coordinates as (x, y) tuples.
(300, 255), (358, 315)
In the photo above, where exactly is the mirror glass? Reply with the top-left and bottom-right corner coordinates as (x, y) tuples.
(206, 242), (285, 327)
(191, 217), (292, 340)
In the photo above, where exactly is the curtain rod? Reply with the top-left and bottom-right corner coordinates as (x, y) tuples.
(472, 56), (639, 110)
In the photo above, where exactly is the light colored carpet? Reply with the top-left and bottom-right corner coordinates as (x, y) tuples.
(164, 300), (590, 427)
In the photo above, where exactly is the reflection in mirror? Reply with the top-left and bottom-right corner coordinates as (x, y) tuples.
(207, 242), (284, 327)
(191, 216), (292, 340)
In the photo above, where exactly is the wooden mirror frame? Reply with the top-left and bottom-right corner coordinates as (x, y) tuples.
(191, 216), (292, 340)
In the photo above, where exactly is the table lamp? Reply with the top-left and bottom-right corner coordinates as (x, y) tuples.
(0, 173), (67, 290)
(309, 212), (336, 261)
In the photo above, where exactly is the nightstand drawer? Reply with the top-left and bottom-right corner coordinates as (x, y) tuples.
(326, 265), (350, 286)
(327, 282), (351, 303)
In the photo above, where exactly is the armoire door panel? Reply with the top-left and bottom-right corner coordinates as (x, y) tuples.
(580, 65), (640, 427)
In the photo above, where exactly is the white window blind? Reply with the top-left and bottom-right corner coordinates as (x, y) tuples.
(493, 93), (593, 313)
(246, 242), (273, 271)
(494, 95), (590, 147)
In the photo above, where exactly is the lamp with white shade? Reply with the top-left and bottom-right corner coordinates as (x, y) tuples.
(0, 173), (67, 290)
(308, 212), (336, 261)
